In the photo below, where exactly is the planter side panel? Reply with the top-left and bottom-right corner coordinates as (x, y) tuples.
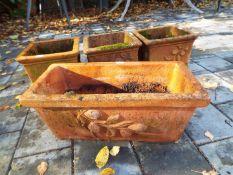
(36, 107), (195, 142)
(142, 40), (195, 64)
(87, 48), (139, 62)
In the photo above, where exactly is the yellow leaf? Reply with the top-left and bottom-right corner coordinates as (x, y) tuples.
(15, 102), (22, 110)
(37, 161), (48, 175)
(95, 146), (109, 169)
(100, 167), (115, 175)
(110, 146), (120, 156)
(204, 131), (214, 141)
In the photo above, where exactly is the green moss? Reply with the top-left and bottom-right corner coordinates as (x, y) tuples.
(139, 31), (152, 39)
(96, 43), (130, 51)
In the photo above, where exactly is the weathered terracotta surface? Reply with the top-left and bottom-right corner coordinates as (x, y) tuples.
(16, 37), (79, 82)
(83, 32), (142, 62)
(133, 26), (198, 64)
(19, 62), (210, 142)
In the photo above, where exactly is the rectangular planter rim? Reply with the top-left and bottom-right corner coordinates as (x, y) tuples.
(16, 37), (79, 64)
(83, 31), (142, 55)
(132, 25), (198, 46)
(19, 61), (210, 108)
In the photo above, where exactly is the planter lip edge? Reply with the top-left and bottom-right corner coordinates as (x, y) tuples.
(16, 37), (80, 64)
(19, 61), (210, 109)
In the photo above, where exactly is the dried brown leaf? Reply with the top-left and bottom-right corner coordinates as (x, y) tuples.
(0, 105), (10, 111)
(204, 131), (214, 141)
(37, 161), (48, 175)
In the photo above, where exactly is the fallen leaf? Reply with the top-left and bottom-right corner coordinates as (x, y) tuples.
(15, 95), (20, 99)
(100, 167), (115, 175)
(5, 59), (13, 64)
(15, 102), (22, 110)
(204, 131), (214, 141)
(37, 161), (48, 175)
(191, 169), (218, 175)
(229, 85), (233, 93)
(202, 81), (219, 90)
(95, 146), (109, 168)
(9, 34), (19, 40)
(110, 146), (120, 156)
(5, 51), (11, 55)
(0, 105), (10, 111)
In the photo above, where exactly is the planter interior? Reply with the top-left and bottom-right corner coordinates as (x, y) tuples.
(133, 26), (198, 63)
(83, 32), (142, 62)
(16, 37), (79, 82)
(20, 62), (209, 142)
(138, 26), (190, 40)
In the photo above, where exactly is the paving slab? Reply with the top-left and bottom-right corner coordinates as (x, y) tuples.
(188, 62), (210, 75)
(0, 75), (11, 85)
(0, 81), (29, 98)
(186, 104), (233, 145)
(74, 140), (142, 175)
(214, 51), (233, 60)
(194, 56), (233, 72)
(0, 107), (27, 134)
(9, 148), (71, 175)
(215, 69), (233, 84)
(54, 34), (71, 39)
(133, 134), (212, 175)
(14, 112), (71, 158)
(217, 101), (233, 121)
(0, 132), (20, 175)
(200, 138), (233, 175)
(196, 73), (233, 104)
(194, 35), (233, 51)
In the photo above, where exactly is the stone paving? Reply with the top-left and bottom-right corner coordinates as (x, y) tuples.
(0, 7), (233, 175)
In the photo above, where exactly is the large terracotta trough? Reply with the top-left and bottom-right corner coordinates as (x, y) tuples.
(19, 62), (209, 142)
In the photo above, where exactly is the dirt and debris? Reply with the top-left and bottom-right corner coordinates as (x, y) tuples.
(65, 81), (169, 94)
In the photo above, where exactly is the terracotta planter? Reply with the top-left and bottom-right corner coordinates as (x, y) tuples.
(16, 37), (79, 82)
(19, 62), (209, 142)
(83, 32), (142, 62)
(133, 26), (198, 64)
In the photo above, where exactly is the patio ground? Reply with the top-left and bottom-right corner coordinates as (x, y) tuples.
(0, 6), (233, 175)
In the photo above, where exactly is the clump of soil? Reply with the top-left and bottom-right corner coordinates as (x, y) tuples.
(122, 82), (169, 93)
(64, 81), (169, 95)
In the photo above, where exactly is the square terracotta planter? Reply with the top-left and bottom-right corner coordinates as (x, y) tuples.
(19, 62), (209, 142)
(83, 32), (142, 62)
(16, 37), (80, 82)
(133, 26), (198, 64)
